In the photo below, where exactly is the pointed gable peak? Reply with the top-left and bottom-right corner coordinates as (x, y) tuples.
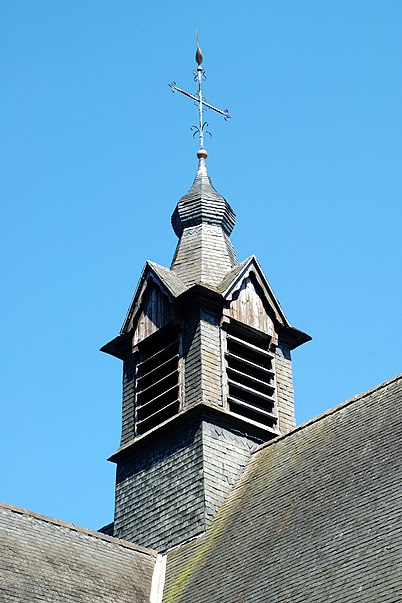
(171, 154), (236, 238)
(120, 261), (187, 335)
(217, 255), (311, 350)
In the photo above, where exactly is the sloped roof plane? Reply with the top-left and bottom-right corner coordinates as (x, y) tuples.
(0, 502), (157, 603)
(163, 375), (402, 603)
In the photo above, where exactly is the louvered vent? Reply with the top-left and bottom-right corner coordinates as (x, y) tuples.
(225, 322), (278, 431)
(135, 326), (180, 436)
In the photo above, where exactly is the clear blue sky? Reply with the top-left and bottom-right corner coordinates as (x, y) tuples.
(1, 1), (401, 531)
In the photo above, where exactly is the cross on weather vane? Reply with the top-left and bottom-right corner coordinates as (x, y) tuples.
(169, 34), (231, 154)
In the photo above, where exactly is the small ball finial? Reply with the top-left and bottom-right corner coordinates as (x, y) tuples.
(197, 148), (208, 160)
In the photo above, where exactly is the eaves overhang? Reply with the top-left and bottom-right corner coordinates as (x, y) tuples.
(276, 323), (312, 351)
(101, 281), (224, 360)
(100, 331), (132, 360)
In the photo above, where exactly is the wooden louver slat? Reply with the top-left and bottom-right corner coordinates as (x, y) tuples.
(136, 339), (178, 370)
(226, 351), (275, 377)
(137, 354), (179, 383)
(227, 379), (275, 404)
(227, 366), (275, 393)
(225, 323), (278, 431)
(137, 400), (179, 426)
(137, 384), (179, 411)
(228, 396), (277, 421)
(137, 369), (178, 397)
(135, 327), (180, 436)
(226, 333), (274, 358)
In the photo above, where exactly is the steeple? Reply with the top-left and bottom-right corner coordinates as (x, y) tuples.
(168, 37), (236, 287)
(101, 40), (311, 552)
(170, 152), (237, 286)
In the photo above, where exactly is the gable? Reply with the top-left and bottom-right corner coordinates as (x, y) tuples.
(219, 256), (288, 328)
(121, 261), (186, 337)
(133, 281), (175, 346)
(224, 273), (276, 339)
(218, 256), (311, 350)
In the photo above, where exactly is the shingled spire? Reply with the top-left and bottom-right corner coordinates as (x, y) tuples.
(101, 40), (310, 553)
(170, 151), (237, 286)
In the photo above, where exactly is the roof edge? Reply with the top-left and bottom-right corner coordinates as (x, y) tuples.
(218, 255), (311, 348)
(255, 373), (402, 455)
(0, 500), (157, 558)
(108, 402), (274, 463)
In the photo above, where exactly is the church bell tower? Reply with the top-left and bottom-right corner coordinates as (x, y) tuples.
(101, 41), (310, 552)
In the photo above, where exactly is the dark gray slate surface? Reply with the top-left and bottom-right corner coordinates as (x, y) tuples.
(170, 158), (238, 288)
(114, 419), (206, 552)
(163, 375), (402, 603)
(170, 223), (237, 287)
(113, 411), (260, 553)
(0, 503), (156, 603)
(171, 157), (236, 238)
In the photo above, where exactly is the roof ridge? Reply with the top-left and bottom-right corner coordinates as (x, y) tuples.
(0, 500), (157, 557)
(147, 260), (188, 293)
(255, 373), (402, 454)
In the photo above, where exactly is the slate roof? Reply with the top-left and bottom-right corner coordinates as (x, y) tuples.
(170, 158), (238, 287)
(171, 157), (236, 237)
(163, 375), (402, 603)
(148, 261), (188, 298)
(214, 256), (251, 295)
(1, 377), (401, 602)
(0, 502), (157, 603)
(170, 222), (238, 287)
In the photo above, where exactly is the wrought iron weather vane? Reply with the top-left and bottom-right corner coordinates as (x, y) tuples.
(169, 35), (231, 154)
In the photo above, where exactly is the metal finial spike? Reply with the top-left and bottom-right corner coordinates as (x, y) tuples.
(195, 33), (203, 65)
(195, 46), (204, 67)
(195, 45), (203, 66)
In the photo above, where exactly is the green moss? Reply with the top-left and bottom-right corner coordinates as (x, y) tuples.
(164, 422), (338, 602)
(163, 461), (256, 603)
(163, 522), (221, 603)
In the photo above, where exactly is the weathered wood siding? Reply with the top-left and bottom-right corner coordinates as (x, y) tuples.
(225, 276), (275, 338)
(133, 282), (174, 346)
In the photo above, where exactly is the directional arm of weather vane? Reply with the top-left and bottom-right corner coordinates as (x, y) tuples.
(169, 82), (231, 120)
